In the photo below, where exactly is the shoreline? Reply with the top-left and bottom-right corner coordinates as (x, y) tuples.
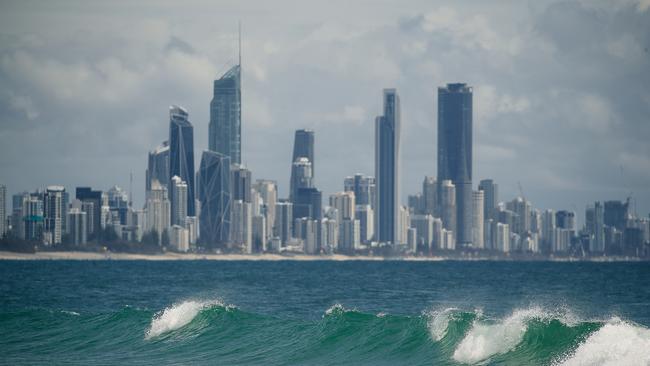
(0, 251), (645, 262)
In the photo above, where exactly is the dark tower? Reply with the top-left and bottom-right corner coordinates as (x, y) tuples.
(437, 83), (473, 247)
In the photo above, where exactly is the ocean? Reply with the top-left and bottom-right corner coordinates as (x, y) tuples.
(1, 260), (649, 365)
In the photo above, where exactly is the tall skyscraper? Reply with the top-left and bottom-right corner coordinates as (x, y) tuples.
(169, 105), (195, 216)
(198, 151), (231, 250)
(209, 50), (241, 165)
(290, 129), (315, 200)
(478, 179), (498, 221)
(375, 88), (401, 244)
(438, 83), (473, 247)
(146, 141), (170, 192)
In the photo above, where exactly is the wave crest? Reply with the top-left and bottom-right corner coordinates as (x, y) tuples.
(559, 318), (650, 366)
(452, 307), (575, 364)
(145, 299), (227, 339)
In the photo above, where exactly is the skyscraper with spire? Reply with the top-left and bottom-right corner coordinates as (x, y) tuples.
(209, 25), (242, 165)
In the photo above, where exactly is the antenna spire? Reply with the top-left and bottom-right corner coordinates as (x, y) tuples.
(238, 21), (241, 67)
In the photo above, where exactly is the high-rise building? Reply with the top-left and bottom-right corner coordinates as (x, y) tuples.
(67, 204), (87, 246)
(76, 187), (102, 237)
(294, 217), (318, 254)
(43, 186), (65, 245)
(274, 200), (293, 245)
(411, 214), (434, 253)
(23, 193), (44, 241)
(198, 151), (231, 250)
(170, 176), (188, 227)
(170, 225), (190, 252)
(294, 187), (322, 221)
(439, 180), (456, 241)
(339, 219), (360, 254)
(145, 179), (171, 242)
(290, 129), (315, 201)
(146, 141), (169, 192)
(541, 209), (556, 253)
(253, 180), (277, 243)
(0, 184), (6, 238)
(209, 42), (242, 165)
(107, 186), (128, 225)
(329, 191), (355, 225)
(478, 179), (498, 221)
(496, 223), (510, 252)
(556, 210), (576, 233)
(290, 157), (313, 203)
(422, 177), (437, 216)
(472, 190), (484, 249)
(252, 215), (266, 252)
(231, 199), (252, 253)
(344, 174), (375, 208)
(604, 200), (630, 230)
(508, 197), (531, 235)
(169, 105), (195, 216)
(231, 165), (252, 203)
(375, 89), (401, 244)
(355, 204), (374, 244)
(438, 83), (473, 247)
(592, 202), (605, 253)
(320, 218), (338, 253)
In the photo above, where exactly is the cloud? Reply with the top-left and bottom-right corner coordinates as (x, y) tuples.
(0, 0), (648, 217)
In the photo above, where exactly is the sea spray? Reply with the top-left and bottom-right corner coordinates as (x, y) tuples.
(426, 307), (459, 341)
(558, 317), (650, 366)
(452, 307), (577, 364)
(145, 299), (227, 339)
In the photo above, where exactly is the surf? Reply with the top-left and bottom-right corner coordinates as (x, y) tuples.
(145, 299), (231, 339)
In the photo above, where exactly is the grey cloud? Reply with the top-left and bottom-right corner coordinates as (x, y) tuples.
(0, 0), (648, 221)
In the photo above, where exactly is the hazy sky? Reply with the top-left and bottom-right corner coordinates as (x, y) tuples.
(1, 0), (649, 222)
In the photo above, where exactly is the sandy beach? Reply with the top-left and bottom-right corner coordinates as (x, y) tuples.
(0, 251), (446, 261)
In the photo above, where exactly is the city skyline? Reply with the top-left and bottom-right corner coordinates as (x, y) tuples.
(0, 0), (649, 222)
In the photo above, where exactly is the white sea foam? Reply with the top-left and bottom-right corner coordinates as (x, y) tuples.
(324, 303), (358, 316)
(145, 299), (224, 339)
(452, 307), (546, 364)
(559, 318), (650, 366)
(426, 308), (458, 341)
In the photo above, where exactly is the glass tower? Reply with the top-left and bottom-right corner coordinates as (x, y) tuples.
(289, 129), (315, 201)
(209, 65), (241, 165)
(198, 151), (231, 250)
(169, 105), (195, 216)
(375, 89), (401, 244)
(437, 83), (473, 247)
